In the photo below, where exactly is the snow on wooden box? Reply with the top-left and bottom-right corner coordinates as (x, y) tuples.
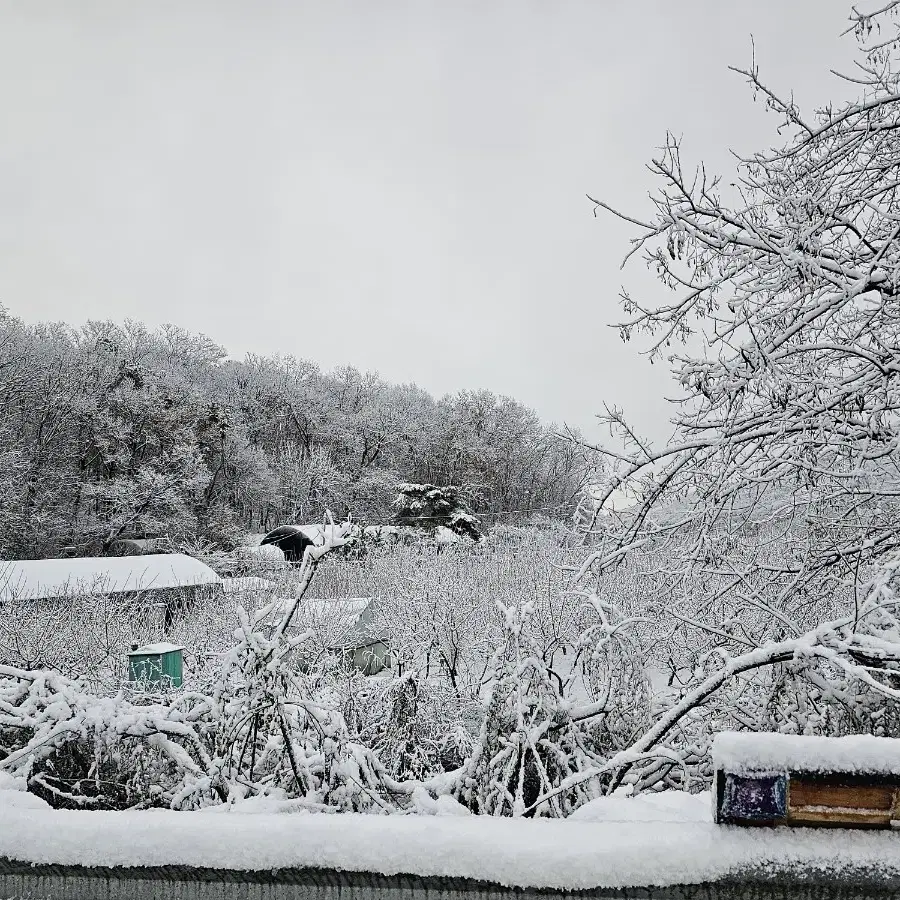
(713, 732), (900, 829)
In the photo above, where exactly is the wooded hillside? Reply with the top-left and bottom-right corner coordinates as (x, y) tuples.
(0, 310), (595, 559)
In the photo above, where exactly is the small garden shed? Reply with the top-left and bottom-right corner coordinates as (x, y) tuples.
(312, 598), (390, 675)
(265, 597), (391, 675)
(127, 642), (184, 689)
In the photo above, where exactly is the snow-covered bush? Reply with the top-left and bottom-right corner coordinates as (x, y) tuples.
(0, 591), (163, 693)
(0, 515), (419, 811)
(455, 601), (598, 817)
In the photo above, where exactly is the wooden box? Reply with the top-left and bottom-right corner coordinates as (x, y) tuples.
(713, 732), (900, 829)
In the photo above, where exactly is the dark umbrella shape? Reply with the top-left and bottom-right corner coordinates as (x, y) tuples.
(260, 525), (314, 562)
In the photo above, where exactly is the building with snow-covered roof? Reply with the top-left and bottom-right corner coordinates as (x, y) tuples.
(0, 554), (224, 627)
(264, 597), (390, 675)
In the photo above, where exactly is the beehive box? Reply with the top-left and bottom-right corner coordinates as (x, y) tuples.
(127, 642), (184, 689)
(713, 732), (900, 828)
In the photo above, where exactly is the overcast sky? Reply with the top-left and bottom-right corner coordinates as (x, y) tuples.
(0, 1), (864, 445)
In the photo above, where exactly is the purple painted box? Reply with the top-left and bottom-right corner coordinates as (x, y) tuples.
(719, 773), (787, 824)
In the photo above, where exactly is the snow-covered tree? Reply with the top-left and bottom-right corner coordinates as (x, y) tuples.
(455, 600), (609, 817)
(393, 483), (482, 540)
(571, 1), (900, 784)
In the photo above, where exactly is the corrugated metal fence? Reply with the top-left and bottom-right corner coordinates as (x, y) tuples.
(2, 860), (900, 900)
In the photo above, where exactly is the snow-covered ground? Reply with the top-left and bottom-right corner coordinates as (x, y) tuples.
(2, 782), (900, 890)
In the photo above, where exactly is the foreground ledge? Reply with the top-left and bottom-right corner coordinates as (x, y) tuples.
(4, 795), (900, 897)
(3, 859), (900, 900)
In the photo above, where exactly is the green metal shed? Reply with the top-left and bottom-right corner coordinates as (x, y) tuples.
(127, 642), (184, 689)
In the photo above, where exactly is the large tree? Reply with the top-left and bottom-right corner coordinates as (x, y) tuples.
(574, 2), (900, 766)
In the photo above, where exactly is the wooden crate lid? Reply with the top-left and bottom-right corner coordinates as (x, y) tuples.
(713, 732), (900, 778)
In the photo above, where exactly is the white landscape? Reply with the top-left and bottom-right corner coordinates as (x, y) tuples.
(3, 1), (900, 898)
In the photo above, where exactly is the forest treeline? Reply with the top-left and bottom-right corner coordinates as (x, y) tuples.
(0, 310), (597, 559)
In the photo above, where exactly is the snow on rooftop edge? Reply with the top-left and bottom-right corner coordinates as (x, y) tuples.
(713, 731), (900, 776)
(2, 793), (900, 889)
(0, 554), (221, 601)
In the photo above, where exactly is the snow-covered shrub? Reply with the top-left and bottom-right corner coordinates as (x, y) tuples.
(556, 0), (900, 798)
(206, 602), (382, 811)
(0, 515), (412, 812)
(455, 601), (597, 817)
(343, 671), (465, 782)
(0, 663), (224, 809)
(0, 515), (714, 816)
(0, 591), (162, 693)
(483, 519), (567, 549)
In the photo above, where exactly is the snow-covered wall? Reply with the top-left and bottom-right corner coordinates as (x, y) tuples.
(2, 789), (900, 895)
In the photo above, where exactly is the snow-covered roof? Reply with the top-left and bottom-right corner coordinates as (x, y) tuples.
(128, 643), (184, 656)
(222, 577), (275, 595)
(263, 597), (385, 648)
(0, 554), (222, 602)
(713, 731), (900, 776)
(302, 598), (371, 621)
(236, 544), (285, 560)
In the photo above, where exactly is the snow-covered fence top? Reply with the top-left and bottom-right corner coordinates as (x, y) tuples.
(4, 790), (900, 893)
(0, 554), (221, 602)
(713, 731), (900, 777)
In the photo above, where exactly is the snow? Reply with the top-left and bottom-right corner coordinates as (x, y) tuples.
(262, 598), (372, 625)
(0, 792), (51, 811)
(296, 522), (358, 546)
(261, 598), (381, 647)
(434, 526), (460, 544)
(713, 731), (900, 776)
(221, 576), (275, 594)
(2, 789), (900, 888)
(235, 544), (286, 561)
(0, 554), (221, 601)
(128, 643), (184, 656)
(301, 598), (372, 620)
(0, 774), (51, 810)
(570, 790), (710, 823)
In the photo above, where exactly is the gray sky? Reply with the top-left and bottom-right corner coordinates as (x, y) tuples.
(0, 1), (863, 445)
